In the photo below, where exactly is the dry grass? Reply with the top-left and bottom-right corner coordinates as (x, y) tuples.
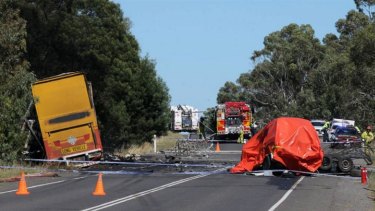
(156, 132), (184, 151)
(0, 167), (41, 179)
(115, 132), (184, 156)
(0, 168), (22, 179)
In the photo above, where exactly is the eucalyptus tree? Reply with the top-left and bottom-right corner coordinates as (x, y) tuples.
(236, 24), (325, 121)
(17, 0), (170, 149)
(0, 0), (35, 162)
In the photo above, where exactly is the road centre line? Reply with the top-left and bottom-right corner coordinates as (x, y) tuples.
(82, 168), (227, 211)
(268, 176), (305, 211)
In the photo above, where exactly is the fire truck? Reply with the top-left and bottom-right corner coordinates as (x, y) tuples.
(170, 105), (199, 132)
(215, 102), (252, 140)
(24, 72), (103, 161)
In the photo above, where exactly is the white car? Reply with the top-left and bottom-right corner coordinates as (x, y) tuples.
(310, 119), (325, 136)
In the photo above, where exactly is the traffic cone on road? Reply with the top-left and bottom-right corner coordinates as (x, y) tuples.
(93, 173), (106, 196)
(215, 142), (221, 152)
(16, 171), (29, 195)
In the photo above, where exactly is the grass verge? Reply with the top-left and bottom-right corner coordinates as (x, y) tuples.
(115, 132), (183, 156)
(0, 166), (42, 179)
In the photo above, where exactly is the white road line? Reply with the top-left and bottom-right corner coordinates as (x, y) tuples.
(0, 180), (66, 195)
(0, 175), (88, 195)
(82, 168), (226, 211)
(268, 176), (305, 211)
(73, 176), (88, 180)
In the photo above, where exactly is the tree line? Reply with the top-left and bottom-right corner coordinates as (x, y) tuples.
(1, 0), (374, 163)
(0, 0), (170, 163)
(215, 0), (375, 130)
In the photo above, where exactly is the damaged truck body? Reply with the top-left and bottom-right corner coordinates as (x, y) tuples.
(24, 72), (103, 161)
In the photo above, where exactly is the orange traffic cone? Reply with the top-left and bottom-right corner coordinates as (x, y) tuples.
(215, 142), (221, 152)
(16, 171), (29, 195)
(92, 173), (106, 196)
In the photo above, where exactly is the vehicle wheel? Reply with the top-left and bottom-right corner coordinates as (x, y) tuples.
(262, 154), (271, 170)
(337, 157), (353, 173)
(319, 156), (332, 171)
(350, 167), (361, 177)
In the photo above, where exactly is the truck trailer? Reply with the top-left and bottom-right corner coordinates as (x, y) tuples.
(26, 72), (103, 161)
(170, 105), (199, 132)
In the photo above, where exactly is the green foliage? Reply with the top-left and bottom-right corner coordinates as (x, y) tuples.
(217, 82), (241, 103)
(217, 6), (375, 128)
(354, 0), (375, 20)
(15, 0), (170, 150)
(202, 107), (217, 135)
(0, 0), (35, 162)
(237, 24), (325, 122)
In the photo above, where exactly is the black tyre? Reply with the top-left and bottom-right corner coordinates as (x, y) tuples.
(319, 156), (333, 171)
(337, 157), (353, 173)
(262, 154), (272, 170)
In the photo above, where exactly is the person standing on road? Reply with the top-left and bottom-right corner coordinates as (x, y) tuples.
(361, 125), (374, 145)
(322, 120), (330, 142)
(238, 125), (244, 144)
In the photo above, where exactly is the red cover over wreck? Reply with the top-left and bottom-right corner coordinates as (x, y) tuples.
(230, 117), (323, 173)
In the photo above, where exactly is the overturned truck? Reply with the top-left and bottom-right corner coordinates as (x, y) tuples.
(24, 72), (103, 161)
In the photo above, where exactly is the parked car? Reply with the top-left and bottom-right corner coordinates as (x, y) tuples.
(328, 118), (355, 140)
(310, 119), (325, 136)
(330, 125), (361, 148)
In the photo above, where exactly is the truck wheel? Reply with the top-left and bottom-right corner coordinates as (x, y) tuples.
(262, 154), (271, 170)
(338, 157), (353, 173)
(319, 156), (332, 171)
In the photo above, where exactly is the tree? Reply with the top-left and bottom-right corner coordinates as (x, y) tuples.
(355, 0), (375, 20)
(217, 81), (241, 103)
(0, 0), (35, 163)
(234, 24), (324, 122)
(17, 0), (170, 149)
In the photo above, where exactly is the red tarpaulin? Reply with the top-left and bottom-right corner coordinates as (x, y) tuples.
(230, 117), (324, 173)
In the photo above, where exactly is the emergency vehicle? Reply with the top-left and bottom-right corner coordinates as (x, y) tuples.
(170, 105), (199, 132)
(215, 102), (252, 140)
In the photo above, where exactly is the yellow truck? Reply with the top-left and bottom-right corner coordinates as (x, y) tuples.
(30, 72), (103, 160)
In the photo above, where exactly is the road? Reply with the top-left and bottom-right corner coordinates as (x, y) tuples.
(0, 143), (373, 211)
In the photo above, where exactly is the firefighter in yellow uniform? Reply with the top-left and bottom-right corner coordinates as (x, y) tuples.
(361, 125), (374, 145)
(322, 120), (330, 142)
(238, 125), (244, 144)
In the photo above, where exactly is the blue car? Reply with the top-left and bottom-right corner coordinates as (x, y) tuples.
(330, 126), (361, 148)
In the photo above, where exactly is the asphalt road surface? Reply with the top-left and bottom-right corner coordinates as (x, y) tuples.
(0, 143), (373, 211)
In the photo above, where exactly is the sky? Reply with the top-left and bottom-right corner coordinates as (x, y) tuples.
(113, 0), (356, 111)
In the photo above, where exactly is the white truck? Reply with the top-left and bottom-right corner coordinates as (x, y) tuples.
(170, 105), (199, 132)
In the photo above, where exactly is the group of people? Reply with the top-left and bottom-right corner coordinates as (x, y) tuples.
(322, 120), (374, 145)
